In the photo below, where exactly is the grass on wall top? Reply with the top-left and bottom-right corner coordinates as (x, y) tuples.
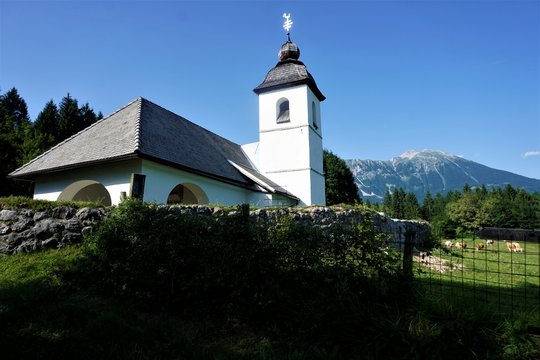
(0, 196), (103, 212)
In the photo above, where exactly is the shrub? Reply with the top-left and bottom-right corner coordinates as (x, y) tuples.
(84, 200), (404, 340)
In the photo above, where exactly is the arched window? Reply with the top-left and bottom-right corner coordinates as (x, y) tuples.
(276, 98), (290, 123)
(312, 101), (318, 129)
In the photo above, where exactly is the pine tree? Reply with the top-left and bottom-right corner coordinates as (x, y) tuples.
(78, 102), (98, 132)
(0, 88), (32, 196)
(0, 87), (30, 133)
(404, 192), (420, 219)
(421, 191), (435, 221)
(392, 187), (406, 219)
(57, 94), (80, 142)
(383, 189), (393, 215)
(34, 100), (59, 143)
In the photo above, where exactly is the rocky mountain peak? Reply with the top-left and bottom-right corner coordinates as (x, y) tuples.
(346, 150), (540, 203)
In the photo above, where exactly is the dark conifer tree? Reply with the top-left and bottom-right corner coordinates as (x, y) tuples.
(392, 187), (406, 219)
(34, 100), (59, 143)
(421, 191), (435, 221)
(78, 102), (98, 132)
(0, 88), (32, 196)
(381, 189), (392, 217)
(57, 94), (80, 142)
(404, 192), (420, 219)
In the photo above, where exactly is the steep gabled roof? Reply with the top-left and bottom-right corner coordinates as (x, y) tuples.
(9, 98), (264, 188)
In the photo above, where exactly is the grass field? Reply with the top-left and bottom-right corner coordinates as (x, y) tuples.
(415, 238), (540, 324)
(1, 244), (538, 358)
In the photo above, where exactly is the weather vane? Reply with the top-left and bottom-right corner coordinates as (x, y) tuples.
(283, 13), (293, 34)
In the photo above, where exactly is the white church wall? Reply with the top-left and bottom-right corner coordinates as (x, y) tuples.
(34, 160), (141, 205)
(258, 85), (310, 133)
(310, 170), (326, 205)
(308, 128), (324, 175)
(141, 160), (255, 206)
(240, 141), (260, 169)
(256, 84), (325, 206)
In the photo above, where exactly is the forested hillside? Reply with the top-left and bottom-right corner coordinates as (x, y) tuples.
(368, 184), (540, 237)
(0, 88), (101, 196)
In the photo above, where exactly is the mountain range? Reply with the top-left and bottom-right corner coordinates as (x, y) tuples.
(345, 150), (540, 203)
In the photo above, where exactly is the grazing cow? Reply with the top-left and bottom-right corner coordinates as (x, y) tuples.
(455, 242), (467, 249)
(505, 241), (523, 252)
(486, 239), (494, 245)
(444, 240), (453, 249)
(476, 243), (485, 250)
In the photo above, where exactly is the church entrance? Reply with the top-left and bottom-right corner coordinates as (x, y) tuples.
(167, 183), (208, 205)
(57, 180), (112, 206)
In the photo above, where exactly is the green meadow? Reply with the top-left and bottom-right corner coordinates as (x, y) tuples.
(416, 238), (540, 324)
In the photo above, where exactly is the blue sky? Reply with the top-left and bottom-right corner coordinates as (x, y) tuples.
(1, 0), (539, 179)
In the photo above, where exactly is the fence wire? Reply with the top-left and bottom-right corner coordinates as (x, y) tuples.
(388, 229), (540, 323)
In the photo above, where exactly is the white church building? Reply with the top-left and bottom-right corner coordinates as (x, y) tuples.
(10, 28), (326, 208)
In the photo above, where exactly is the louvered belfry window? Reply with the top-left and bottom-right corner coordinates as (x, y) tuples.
(312, 101), (318, 129)
(276, 98), (290, 123)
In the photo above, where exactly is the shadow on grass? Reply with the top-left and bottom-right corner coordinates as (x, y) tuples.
(415, 276), (540, 326)
(0, 279), (248, 360)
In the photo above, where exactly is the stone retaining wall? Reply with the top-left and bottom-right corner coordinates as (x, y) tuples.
(0, 206), (109, 254)
(0, 204), (430, 255)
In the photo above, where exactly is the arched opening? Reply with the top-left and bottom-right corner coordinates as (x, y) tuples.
(276, 98), (290, 123)
(167, 183), (209, 205)
(57, 180), (112, 206)
(312, 101), (318, 129)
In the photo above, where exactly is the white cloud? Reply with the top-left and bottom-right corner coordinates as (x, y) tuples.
(522, 151), (540, 158)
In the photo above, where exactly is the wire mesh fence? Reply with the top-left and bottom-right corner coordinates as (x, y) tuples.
(390, 228), (540, 323)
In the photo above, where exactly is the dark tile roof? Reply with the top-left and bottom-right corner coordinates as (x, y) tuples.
(253, 59), (325, 101)
(9, 98), (277, 192)
(10, 99), (141, 177)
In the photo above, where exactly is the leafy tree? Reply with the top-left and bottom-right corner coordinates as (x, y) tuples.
(446, 191), (489, 234)
(323, 150), (361, 205)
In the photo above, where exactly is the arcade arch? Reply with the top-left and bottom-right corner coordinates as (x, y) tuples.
(167, 183), (209, 205)
(57, 180), (112, 206)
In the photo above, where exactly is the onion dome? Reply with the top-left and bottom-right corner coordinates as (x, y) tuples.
(254, 35), (325, 101)
(278, 35), (301, 61)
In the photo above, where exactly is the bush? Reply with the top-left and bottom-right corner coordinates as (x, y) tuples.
(84, 200), (404, 338)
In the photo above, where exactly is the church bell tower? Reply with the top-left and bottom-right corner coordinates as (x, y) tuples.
(252, 14), (326, 206)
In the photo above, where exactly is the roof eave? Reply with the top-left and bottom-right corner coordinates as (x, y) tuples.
(136, 152), (262, 191)
(7, 153), (140, 180)
(253, 79), (326, 101)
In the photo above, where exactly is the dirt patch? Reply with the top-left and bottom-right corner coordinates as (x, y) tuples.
(415, 252), (465, 273)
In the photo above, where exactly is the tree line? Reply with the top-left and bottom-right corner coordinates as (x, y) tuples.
(2, 87), (538, 235)
(370, 184), (540, 236)
(0, 87), (101, 196)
